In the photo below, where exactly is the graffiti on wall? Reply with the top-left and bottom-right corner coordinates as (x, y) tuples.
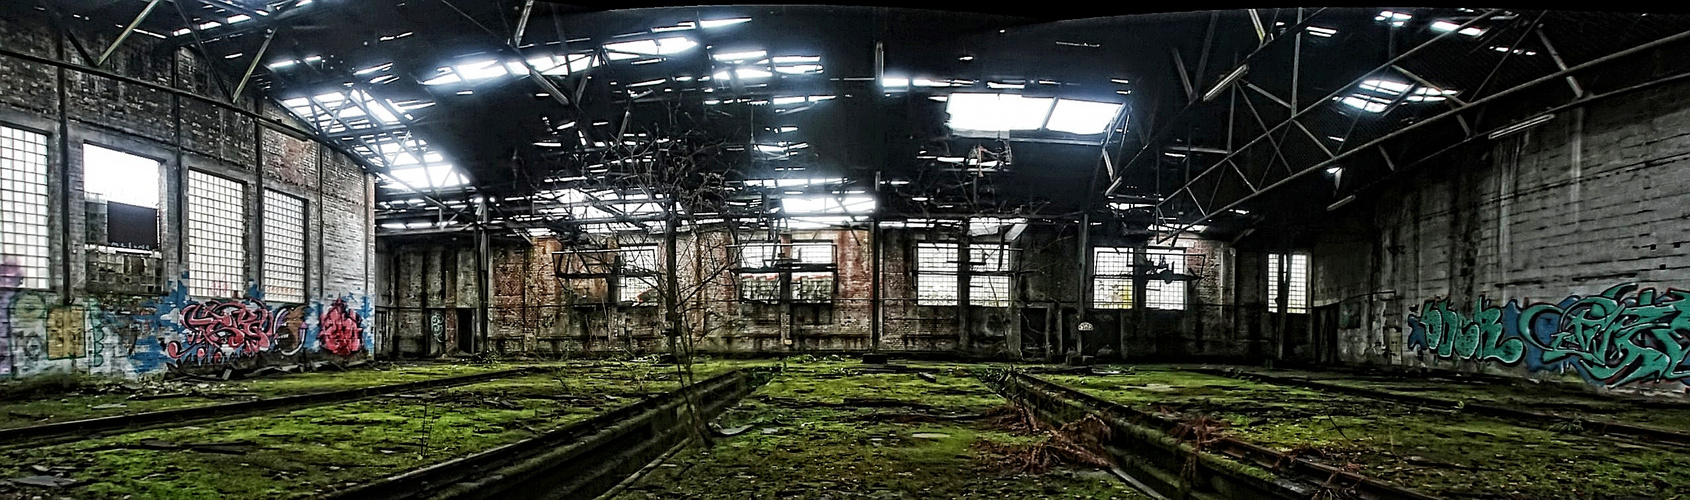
(2, 268), (373, 379)
(150, 276), (373, 364)
(1408, 283), (1690, 388)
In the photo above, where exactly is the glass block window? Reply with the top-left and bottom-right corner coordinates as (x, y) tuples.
(618, 246), (658, 304)
(0, 126), (49, 289)
(916, 243), (958, 306)
(740, 272), (782, 301)
(969, 244), (1012, 307)
(1092, 247), (1134, 309)
(792, 272), (833, 301)
(1269, 253), (1310, 314)
(187, 171), (246, 298)
(1144, 247), (1186, 310)
(262, 190), (306, 303)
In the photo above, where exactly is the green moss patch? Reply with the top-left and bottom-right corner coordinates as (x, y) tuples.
(1045, 366), (1690, 499)
(613, 362), (1148, 500)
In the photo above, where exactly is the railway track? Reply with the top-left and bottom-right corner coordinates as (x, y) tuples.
(326, 367), (773, 500)
(984, 369), (1442, 500)
(1189, 366), (1690, 448)
(0, 366), (544, 449)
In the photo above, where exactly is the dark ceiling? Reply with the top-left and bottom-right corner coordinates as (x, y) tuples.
(20, 1), (1690, 244)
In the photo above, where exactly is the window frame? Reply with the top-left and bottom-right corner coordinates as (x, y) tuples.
(185, 169), (248, 299)
(1142, 246), (1188, 311)
(1091, 246), (1134, 309)
(1268, 253), (1310, 314)
(81, 141), (165, 254)
(262, 189), (308, 303)
(967, 243), (1014, 307)
(616, 245), (660, 306)
(0, 123), (52, 290)
(915, 241), (960, 306)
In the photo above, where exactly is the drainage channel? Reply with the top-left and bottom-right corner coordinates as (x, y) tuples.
(1190, 367), (1690, 448)
(0, 367), (544, 449)
(983, 370), (1442, 500)
(330, 367), (774, 500)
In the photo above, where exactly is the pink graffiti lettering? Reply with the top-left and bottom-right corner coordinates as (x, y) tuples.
(318, 299), (363, 356)
(167, 300), (278, 363)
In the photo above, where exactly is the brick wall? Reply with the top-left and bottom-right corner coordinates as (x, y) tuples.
(0, 11), (377, 380)
(1315, 82), (1690, 398)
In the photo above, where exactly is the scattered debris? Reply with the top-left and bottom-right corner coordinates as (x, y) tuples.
(10, 475), (77, 488)
(909, 432), (950, 439)
(89, 403), (127, 410)
(917, 373), (938, 383)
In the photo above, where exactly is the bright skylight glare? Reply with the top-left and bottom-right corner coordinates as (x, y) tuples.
(712, 50), (766, 62)
(1430, 21), (1484, 36)
(1338, 94), (1391, 113)
(386, 164), (467, 191)
(1044, 99), (1123, 135)
(1306, 26), (1337, 37)
(699, 18), (752, 28)
(712, 68), (773, 81)
(946, 93), (1055, 136)
(782, 195), (876, 215)
(774, 64), (823, 74)
(604, 37), (698, 55)
(83, 144), (160, 208)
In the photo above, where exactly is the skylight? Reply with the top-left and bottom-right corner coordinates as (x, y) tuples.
(782, 195), (876, 215)
(603, 37), (698, 55)
(1305, 26), (1337, 38)
(1338, 94), (1392, 113)
(1375, 10), (1411, 26)
(946, 92), (1061, 136)
(712, 50), (767, 62)
(1044, 99), (1123, 135)
(699, 18), (752, 29)
(1430, 21), (1484, 36)
(1359, 79), (1458, 102)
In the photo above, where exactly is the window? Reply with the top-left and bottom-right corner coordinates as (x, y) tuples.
(618, 246), (659, 305)
(1268, 253), (1309, 314)
(737, 243), (781, 302)
(0, 126), (49, 289)
(83, 144), (161, 251)
(790, 242), (834, 302)
(1092, 247), (1133, 309)
(1143, 247), (1187, 310)
(262, 190), (306, 303)
(187, 171), (245, 298)
(969, 244), (1012, 307)
(916, 243), (958, 306)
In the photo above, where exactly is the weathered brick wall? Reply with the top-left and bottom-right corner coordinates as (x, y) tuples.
(380, 223), (1255, 360)
(0, 11), (377, 380)
(1317, 82), (1690, 398)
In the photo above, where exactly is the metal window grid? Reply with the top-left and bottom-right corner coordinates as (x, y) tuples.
(0, 126), (50, 289)
(187, 171), (246, 298)
(262, 190), (306, 303)
(916, 243), (958, 306)
(1144, 247), (1187, 310)
(969, 275), (1010, 307)
(1092, 247), (1133, 309)
(619, 246), (658, 304)
(1269, 253), (1310, 314)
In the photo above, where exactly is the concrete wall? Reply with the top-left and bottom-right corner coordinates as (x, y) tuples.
(1315, 82), (1690, 398)
(379, 223), (1270, 361)
(0, 12), (377, 380)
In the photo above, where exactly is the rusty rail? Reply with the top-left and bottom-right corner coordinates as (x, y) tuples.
(1191, 367), (1690, 448)
(987, 370), (1443, 500)
(0, 366), (545, 448)
(327, 367), (773, 500)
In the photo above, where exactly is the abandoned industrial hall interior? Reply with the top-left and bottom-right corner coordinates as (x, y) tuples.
(5, 1), (1690, 499)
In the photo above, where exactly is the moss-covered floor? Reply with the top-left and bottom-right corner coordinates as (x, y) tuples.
(0, 359), (754, 499)
(1044, 366), (1690, 499)
(0, 361), (528, 430)
(1228, 366), (1690, 432)
(613, 360), (1147, 500)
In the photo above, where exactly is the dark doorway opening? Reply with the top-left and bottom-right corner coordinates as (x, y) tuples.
(457, 308), (475, 354)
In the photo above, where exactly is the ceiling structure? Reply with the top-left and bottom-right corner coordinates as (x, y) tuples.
(30, 1), (1690, 245)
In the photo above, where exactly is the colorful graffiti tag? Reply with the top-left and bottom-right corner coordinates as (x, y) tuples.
(167, 299), (283, 363)
(316, 299), (364, 356)
(1408, 283), (1690, 388)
